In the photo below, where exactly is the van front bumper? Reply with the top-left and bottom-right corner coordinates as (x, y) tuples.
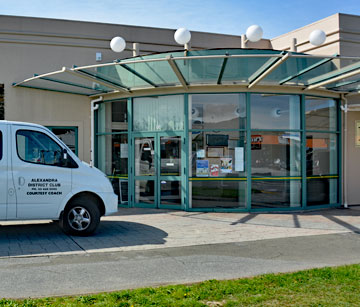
(100, 192), (119, 215)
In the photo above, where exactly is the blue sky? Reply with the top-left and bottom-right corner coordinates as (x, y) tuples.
(1, 0), (359, 38)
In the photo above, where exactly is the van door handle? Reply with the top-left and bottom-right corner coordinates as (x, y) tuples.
(18, 177), (25, 186)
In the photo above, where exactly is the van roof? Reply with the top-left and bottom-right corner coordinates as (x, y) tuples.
(0, 120), (47, 129)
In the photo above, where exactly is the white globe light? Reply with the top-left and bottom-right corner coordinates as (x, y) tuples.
(174, 28), (191, 45)
(110, 36), (126, 53)
(309, 29), (326, 46)
(246, 25), (263, 42)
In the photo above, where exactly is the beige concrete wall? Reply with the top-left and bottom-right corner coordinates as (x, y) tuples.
(271, 13), (341, 55)
(339, 14), (360, 56)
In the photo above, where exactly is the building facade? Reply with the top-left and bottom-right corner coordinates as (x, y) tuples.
(3, 13), (360, 211)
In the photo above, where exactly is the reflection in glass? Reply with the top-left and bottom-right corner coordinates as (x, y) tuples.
(133, 95), (184, 131)
(135, 137), (155, 176)
(112, 100), (128, 122)
(135, 180), (155, 204)
(251, 180), (301, 208)
(306, 133), (337, 176)
(307, 178), (338, 206)
(50, 128), (77, 154)
(160, 181), (181, 205)
(305, 97), (337, 131)
(306, 132), (338, 206)
(251, 132), (301, 177)
(191, 181), (246, 208)
(251, 94), (300, 130)
(160, 136), (181, 176)
(190, 94), (246, 130)
(190, 131), (246, 178)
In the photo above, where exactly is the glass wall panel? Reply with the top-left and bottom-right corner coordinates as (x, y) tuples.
(251, 180), (301, 208)
(161, 181), (181, 205)
(189, 94), (246, 130)
(306, 133), (338, 176)
(160, 136), (181, 176)
(251, 94), (300, 130)
(191, 180), (246, 208)
(305, 97), (337, 131)
(112, 100), (128, 123)
(251, 132), (301, 177)
(135, 180), (155, 204)
(307, 178), (338, 206)
(134, 137), (155, 176)
(190, 131), (246, 178)
(111, 133), (128, 177)
(306, 132), (338, 206)
(133, 95), (184, 131)
(97, 131), (128, 204)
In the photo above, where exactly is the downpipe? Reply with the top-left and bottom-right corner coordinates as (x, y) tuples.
(90, 96), (103, 167)
(340, 94), (348, 209)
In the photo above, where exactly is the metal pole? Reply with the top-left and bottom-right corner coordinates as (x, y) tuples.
(90, 96), (103, 166)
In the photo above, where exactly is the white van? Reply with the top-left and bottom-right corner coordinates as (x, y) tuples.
(0, 121), (118, 236)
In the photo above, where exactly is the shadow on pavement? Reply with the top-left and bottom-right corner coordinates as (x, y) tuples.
(0, 220), (168, 257)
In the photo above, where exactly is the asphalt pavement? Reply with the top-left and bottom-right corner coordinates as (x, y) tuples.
(0, 206), (360, 298)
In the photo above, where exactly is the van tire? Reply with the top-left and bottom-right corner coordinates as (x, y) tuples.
(61, 196), (101, 236)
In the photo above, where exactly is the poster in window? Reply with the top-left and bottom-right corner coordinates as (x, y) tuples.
(220, 157), (232, 173)
(196, 160), (209, 177)
(120, 144), (128, 158)
(210, 164), (219, 177)
(235, 147), (244, 172)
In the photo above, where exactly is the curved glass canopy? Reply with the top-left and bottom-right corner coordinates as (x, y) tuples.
(13, 49), (360, 96)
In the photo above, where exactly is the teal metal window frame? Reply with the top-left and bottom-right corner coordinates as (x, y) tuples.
(94, 91), (342, 212)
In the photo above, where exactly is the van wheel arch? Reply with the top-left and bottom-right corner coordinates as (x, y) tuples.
(60, 192), (105, 236)
(65, 192), (105, 217)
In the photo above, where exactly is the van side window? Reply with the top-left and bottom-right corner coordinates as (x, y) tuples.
(0, 131), (2, 160)
(16, 130), (65, 167)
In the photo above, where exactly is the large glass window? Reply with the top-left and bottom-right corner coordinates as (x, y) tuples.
(190, 131), (246, 178)
(16, 130), (65, 167)
(251, 180), (301, 208)
(133, 95), (184, 131)
(251, 132), (301, 177)
(97, 100), (129, 204)
(189, 94), (246, 130)
(250, 94), (302, 209)
(191, 180), (246, 208)
(306, 97), (337, 131)
(47, 127), (78, 155)
(306, 132), (338, 206)
(251, 94), (300, 130)
(112, 99), (128, 123)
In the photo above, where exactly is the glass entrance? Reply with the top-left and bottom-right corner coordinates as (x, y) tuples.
(133, 132), (184, 209)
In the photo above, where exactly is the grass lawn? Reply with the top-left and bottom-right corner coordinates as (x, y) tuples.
(1, 264), (359, 306)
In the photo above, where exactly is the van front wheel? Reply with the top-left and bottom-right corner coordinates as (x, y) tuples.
(61, 197), (100, 236)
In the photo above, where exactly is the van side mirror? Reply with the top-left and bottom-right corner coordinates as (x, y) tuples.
(63, 149), (68, 160)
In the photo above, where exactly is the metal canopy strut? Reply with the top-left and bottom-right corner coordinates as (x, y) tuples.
(166, 55), (188, 90)
(12, 49), (360, 96)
